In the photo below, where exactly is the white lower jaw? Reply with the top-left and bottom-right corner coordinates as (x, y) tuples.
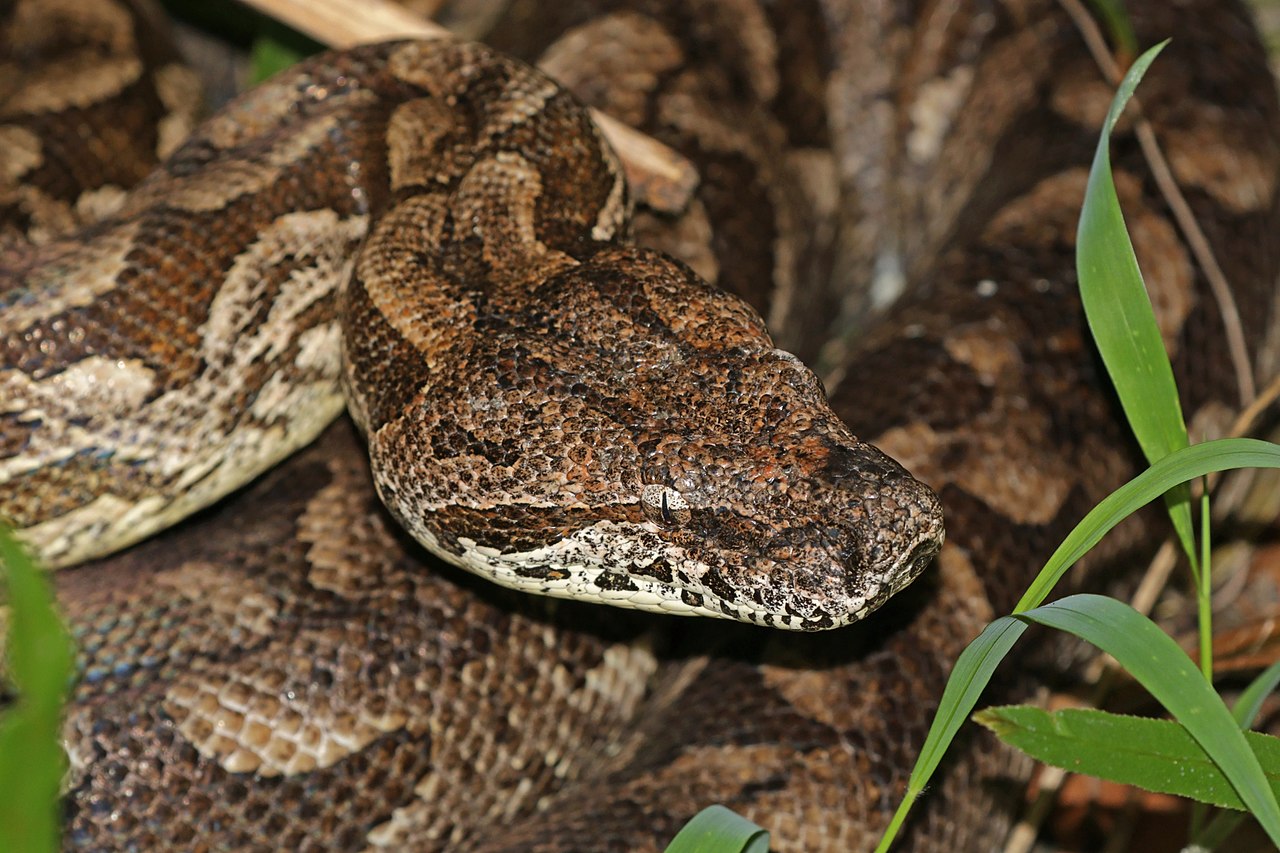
(407, 515), (868, 630)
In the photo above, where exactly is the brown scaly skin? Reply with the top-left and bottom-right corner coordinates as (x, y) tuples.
(2, 34), (943, 629)
(4, 0), (1280, 850)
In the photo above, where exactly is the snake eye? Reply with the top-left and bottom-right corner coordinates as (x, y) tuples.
(641, 484), (692, 528)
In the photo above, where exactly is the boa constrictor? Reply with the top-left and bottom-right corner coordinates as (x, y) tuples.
(3, 0), (1280, 849)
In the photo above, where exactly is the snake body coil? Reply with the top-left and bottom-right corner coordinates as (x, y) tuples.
(2, 37), (941, 630)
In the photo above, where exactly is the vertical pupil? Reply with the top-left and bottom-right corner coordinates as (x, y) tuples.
(660, 491), (672, 524)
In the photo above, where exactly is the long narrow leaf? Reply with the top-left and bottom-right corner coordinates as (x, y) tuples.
(0, 528), (73, 853)
(1019, 595), (1280, 844)
(1234, 661), (1280, 729)
(1188, 662), (1280, 849)
(1015, 438), (1280, 612)
(873, 615), (1028, 852)
(878, 438), (1280, 851)
(1075, 40), (1196, 566)
(1086, 0), (1139, 57)
(664, 806), (769, 853)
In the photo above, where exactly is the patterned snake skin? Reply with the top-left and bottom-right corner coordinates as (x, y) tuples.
(3, 0), (1280, 849)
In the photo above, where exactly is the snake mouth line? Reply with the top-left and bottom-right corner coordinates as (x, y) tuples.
(442, 530), (920, 631)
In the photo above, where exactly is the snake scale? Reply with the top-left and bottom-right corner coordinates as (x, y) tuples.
(2, 0), (1280, 849)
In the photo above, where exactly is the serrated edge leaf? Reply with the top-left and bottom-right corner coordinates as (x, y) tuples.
(975, 705), (1280, 810)
(1018, 596), (1280, 844)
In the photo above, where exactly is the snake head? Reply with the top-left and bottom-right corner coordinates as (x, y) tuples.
(620, 346), (945, 630)
(358, 246), (943, 631)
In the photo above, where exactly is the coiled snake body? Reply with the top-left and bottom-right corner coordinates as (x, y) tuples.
(2, 0), (1280, 849)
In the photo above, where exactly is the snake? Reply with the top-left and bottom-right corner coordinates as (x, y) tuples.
(2, 0), (1279, 849)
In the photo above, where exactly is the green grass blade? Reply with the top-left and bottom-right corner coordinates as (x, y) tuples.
(1075, 40), (1197, 566)
(1014, 438), (1280, 612)
(0, 528), (74, 853)
(1233, 661), (1280, 729)
(975, 706), (1280, 810)
(1190, 811), (1247, 852)
(1185, 663), (1280, 850)
(877, 439), (1280, 850)
(1086, 0), (1139, 57)
(1018, 595), (1280, 844)
(664, 806), (770, 853)
(873, 615), (1028, 853)
(250, 19), (320, 83)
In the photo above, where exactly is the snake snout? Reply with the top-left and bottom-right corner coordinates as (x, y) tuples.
(813, 439), (945, 624)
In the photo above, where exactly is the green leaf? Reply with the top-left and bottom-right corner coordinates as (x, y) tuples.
(1086, 0), (1139, 57)
(1017, 595), (1280, 845)
(665, 806), (770, 853)
(1014, 438), (1280, 613)
(1185, 662), (1280, 849)
(1190, 811), (1247, 852)
(877, 438), (1280, 851)
(874, 614), (1029, 852)
(1075, 40), (1197, 568)
(250, 19), (321, 84)
(975, 705), (1280, 810)
(0, 528), (74, 853)
(1233, 661), (1280, 729)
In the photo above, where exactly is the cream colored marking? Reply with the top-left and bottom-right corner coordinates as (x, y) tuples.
(2, 220), (143, 329)
(4, 210), (364, 567)
(166, 670), (409, 777)
(591, 147), (628, 242)
(202, 209), (363, 365)
(17, 493), (169, 568)
(8, 57), (143, 114)
(386, 98), (458, 192)
(296, 322), (343, 372)
(135, 112), (356, 214)
(480, 74), (561, 142)
(49, 356), (157, 414)
(875, 419), (1072, 527)
(943, 322), (1021, 384)
(381, 495), (879, 627)
(577, 638), (658, 715)
(153, 64), (203, 158)
(0, 125), (42, 182)
(906, 66), (974, 164)
(73, 184), (128, 223)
